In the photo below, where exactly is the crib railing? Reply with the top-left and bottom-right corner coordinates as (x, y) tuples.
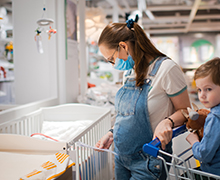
(0, 103), (113, 180)
(69, 110), (112, 180)
(0, 109), (43, 136)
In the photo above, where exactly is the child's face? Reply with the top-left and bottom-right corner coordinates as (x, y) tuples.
(196, 75), (220, 109)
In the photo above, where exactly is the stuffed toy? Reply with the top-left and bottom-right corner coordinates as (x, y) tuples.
(181, 103), (210, 141)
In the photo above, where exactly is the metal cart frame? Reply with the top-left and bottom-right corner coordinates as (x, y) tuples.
(143, 125), (220, 180)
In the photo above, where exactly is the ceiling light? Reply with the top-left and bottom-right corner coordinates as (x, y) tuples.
(93, 15), (101, 23)
(129, 10), (142, 19)
(85, 19), (95, 29)
(194, 33), (204, 38)
(86, 27), (96, 37)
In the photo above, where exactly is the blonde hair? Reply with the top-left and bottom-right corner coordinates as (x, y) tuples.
(194, 57), (220, 86)
(98, 22), (165, 87)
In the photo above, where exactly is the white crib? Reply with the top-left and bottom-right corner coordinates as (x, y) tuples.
(0, 103), (113, 180)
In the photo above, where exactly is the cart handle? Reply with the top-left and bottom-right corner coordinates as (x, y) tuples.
(142, 124), (187, 157)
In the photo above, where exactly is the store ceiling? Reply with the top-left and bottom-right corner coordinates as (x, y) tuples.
(1, 0), (220, 35)
(86, 0), (220, 35)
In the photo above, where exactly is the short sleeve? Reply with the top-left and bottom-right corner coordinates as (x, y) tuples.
(161, 63), (187, 97)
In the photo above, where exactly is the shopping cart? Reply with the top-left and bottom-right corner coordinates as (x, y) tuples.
(143, 124), (220, 180)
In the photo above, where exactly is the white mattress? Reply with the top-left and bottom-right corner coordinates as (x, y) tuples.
(37, 120), (93, 142)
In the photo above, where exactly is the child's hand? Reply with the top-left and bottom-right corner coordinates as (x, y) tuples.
(186, 132), (200, 146)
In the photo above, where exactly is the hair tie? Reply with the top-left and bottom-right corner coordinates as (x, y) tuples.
(126, 19), (134, 29)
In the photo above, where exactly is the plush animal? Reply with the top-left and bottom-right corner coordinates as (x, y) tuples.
(181, 103), (210, 141)
(47, 26), (57, 40)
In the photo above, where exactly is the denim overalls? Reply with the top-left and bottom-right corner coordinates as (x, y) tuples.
(113, 56), (172, 180)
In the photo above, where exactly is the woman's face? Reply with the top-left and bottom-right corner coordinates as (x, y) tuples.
(99, 43), (130, 65)
(99, 44), (118, 64)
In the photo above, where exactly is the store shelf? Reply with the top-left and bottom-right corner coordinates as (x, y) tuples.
(0, 77), (14, 82)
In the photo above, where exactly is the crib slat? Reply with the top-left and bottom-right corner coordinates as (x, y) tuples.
(0, 104), (112, 180)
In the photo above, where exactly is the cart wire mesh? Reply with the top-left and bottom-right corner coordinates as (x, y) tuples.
(143, 124), (220, 180)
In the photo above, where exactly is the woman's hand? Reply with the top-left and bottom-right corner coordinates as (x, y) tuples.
(186, 132), (199, 146)
(153, 119), (173, 150)
(95, 131), (113, 149)
(153, 89), (190, 150)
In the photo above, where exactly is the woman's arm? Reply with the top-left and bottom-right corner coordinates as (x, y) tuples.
(153, 89), (190, 150)
(95, 127), (114, 149)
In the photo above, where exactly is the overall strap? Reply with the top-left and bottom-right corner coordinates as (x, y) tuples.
(149, 56), (168, 77)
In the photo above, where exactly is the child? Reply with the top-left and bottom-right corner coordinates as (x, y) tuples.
(186, 57), (220, 176)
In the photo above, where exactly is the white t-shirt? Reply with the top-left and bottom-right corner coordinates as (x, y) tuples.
(123, 58), (187, 131)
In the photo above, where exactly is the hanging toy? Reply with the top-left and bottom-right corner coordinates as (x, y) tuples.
(47, 26), (57, 40)
(35, 27), (42, 37)
(36, 3), (54, 27)
(34, 0), (56, 53)
(0, 17), (3, 30)
(34, 27), (44, 54)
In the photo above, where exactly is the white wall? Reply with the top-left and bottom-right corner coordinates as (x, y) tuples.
(12, 0), (80, 104)
(65, 40), (79, 103)
(13, 0), (57, 104)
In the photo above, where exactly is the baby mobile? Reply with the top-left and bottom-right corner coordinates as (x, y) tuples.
(35, 0), (57, 54)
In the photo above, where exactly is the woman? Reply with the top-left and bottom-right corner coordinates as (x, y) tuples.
(95, 19), (190, 180)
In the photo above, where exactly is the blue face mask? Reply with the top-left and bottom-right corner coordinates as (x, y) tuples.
(114, 55), (135, 71)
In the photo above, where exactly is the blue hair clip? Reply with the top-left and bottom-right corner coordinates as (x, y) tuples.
(126, 19), (134, 29)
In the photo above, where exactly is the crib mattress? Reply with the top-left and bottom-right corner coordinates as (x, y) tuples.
(37, 120), (93, 142)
